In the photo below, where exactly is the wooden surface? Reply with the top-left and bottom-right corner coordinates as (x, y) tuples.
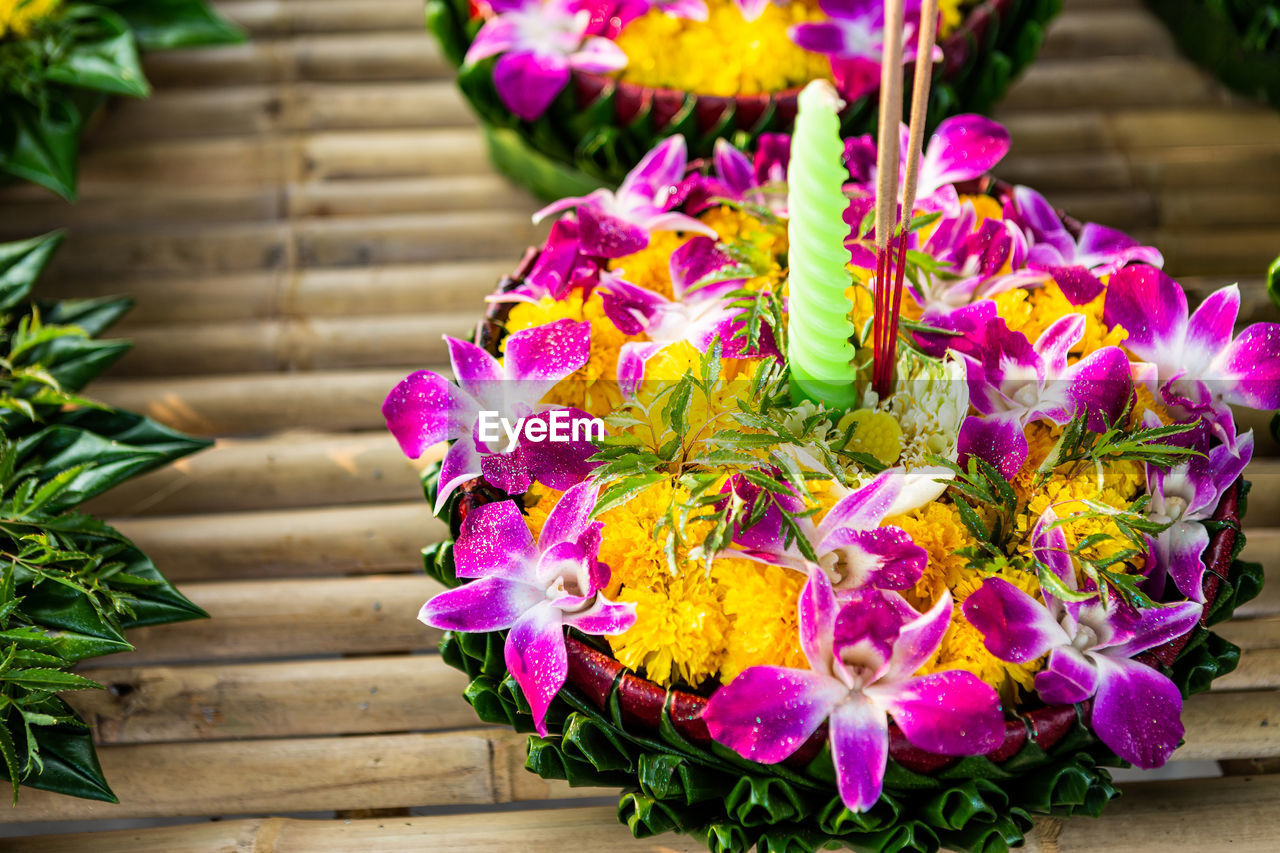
(0, 0), (1278, 848)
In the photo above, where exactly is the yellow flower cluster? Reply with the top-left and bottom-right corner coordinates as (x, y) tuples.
(505, 291), (635, 417)
(893, 502), (1044, 699)
(524, 479), (804, 686)
(614, 0), (832, 96)
(0, 0), (59, 39)
(994, 278), (1129, 359)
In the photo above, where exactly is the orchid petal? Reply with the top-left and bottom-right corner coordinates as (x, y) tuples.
(1035, 645), (1098, 705)
(918, 115), (1011, 200)
(713, 139), (755, 198)
(1089, 654), (1184, 769)
(1039, 265), (1104, 305)
(887, 590), (951, 678)
(418, 576), (543, 632)
(562, 596), (636, 635)
(568, 37), (628, 73)
(1104, 599), (1203, 658)
(538, 480), (600, 549)
(670, 236), (738, 299)
(963, 577), (1068, 664)
(464, 17), (520, 64)
(799, 568), (839, 671)
(619, 136), (687, 211)
(703, 666), (847, 764)
(1061, 346), (1133, 430)
(492, 51), (570, 121)
(436, 436), (484, 514)
(504, 319), (590, 396)
(828, 695), (889, 813)
(874, 670), (1005, 755)
(1212, 323), (1280, 411)
(383, 370), (451, 459)
(506, 603), (569, 735)
(1034, 314), (1086, 375)
(578, 204), (652, 258)
(957, 414), (1028, 480)
(1153, 521), (1211, 603)
(455, 499), (537, 579)
(1102, 265), (1187, 360)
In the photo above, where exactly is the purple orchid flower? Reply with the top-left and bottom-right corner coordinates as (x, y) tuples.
(1103, 267), (1280, 441)
(685, 136), (791, 214)
(731, 467), (948, 593)
(491, 219), (601, 305)
(465, 0), (628, 121)
(1005, 186), (1164, 304)
(600, 235), (779, 394)
(843, 115), (1010, 209)
(534, 137), (716, 258)
(958, 313), (1134, 477)
(382, 319), (598, 510)
(419, 482), (635, 734)
(791, 0), (934, 101)
(704, 571), (1005, 812)
(1142, 414), (1253, 603)
(963, 511), (1203, 768)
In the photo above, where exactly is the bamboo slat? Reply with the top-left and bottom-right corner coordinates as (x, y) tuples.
(1001, 57), (1222, 112)
(216, 0), (427, 37)
(14, 774), (1280, 853)
(142, 31), (451, 87)
(40, 260), (513, 324)
(112, 313), (472, 376)
(102, 575), (442, 666)
(91, 369), (431, 436)
(111, 501), (439, 581)
(84, 432), (433, 517)
(68, 655), (472, 743)
(92, 82), (472, 145)
(1035, 8), (1175, 60)
(0, 729), (591, 823)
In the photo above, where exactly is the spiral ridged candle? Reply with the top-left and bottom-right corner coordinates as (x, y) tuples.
(786, 80), (858, 409)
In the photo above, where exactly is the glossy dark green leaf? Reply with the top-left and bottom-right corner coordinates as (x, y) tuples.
(21, 719), (117, 803)
(101, 0), (246, 50)
(36, 295), (134, 339)
(109, 540), (206, 628)
(0, 232), (63, 312)
(44, 23), (150, 99)
(0, 95), (87, 202)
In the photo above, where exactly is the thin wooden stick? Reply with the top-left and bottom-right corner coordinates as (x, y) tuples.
(873, 0), (906, 399)
(884, 0), (941, 394)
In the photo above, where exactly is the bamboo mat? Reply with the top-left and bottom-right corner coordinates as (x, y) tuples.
(0, 0), (1278, 849)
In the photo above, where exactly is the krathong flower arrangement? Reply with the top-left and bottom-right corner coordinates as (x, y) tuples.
(384, 73), (1275, 853)
(426, 0), (1061, 200)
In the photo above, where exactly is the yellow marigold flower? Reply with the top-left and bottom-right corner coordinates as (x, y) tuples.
(1, 0), (59, 38)
(608, 230), (690, 299)
(610, 570), (729, 686)
(713, 557), (808, 682)
(893, 502), (975, 609)
(504, 291), (634, 417)
(614, 0), (831, 96)
(920, 566), (1045, 701)
(938, 0), (967, 37)
(1020, 456), (1147, 572)
(995, 280), (1129, 360)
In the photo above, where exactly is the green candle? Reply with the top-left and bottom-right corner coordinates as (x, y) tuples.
(787, 80), (858, 410)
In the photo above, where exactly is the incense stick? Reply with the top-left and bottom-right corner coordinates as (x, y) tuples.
(872, 0), (940, 399)
(872, 0), (906, 401)
(884, 0), (940, 396)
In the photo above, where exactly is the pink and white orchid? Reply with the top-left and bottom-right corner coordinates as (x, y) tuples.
(465, 0), (628, 121)
(791, 0), (937, 101)
(1142, 416), (1253, 603)
(1103, 266), (1280, 441)
(684, 136), (791, 215)
(963, 511), (1203, 769)
(1005, 186), (1164, 304)
(599, 235), (779, 394)
(419, 482), (635, 734)
(703, 571), (1005, 812)
(957, 313), (1133, 477)
(731, 467), (949, 593)
(534, 137), (716, 258)
(382, 320), (598, 510)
